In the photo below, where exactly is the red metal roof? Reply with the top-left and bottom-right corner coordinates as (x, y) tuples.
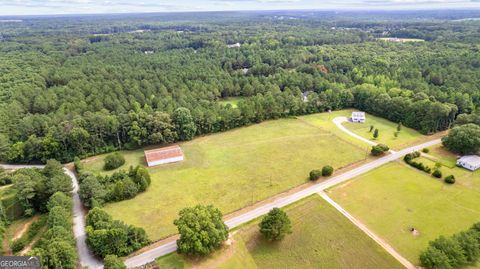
(144, 145), (183, 163)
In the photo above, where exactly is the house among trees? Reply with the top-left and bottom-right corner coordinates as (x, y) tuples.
(145, 145), (184, 167)
(227, 42), (241, 48)
(351, 111), (366, 123)
(457, 155), (480, 171)
(302, 91), (311, 102)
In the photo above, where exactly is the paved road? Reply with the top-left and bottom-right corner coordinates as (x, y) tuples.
(333, 116), (397, 153)
(318, 192), (416, 269)
(0, 163), (102, 268)
(124, 137), (441, 268)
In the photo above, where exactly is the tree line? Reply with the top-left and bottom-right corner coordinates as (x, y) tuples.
(76, 162), (151, 208)
(0, 14), (479, 163)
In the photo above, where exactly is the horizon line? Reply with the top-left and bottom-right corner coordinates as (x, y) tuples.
(2, 7), (480, 18)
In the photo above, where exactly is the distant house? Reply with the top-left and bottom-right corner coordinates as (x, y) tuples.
(351, 112), (366, 123)
(457, 155), (480, 171)
(302, 91), (311, 102)
(144, 145), (184, 167)
(227, 42), (241, 48)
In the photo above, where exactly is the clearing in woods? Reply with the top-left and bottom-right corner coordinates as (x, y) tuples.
(82, 111), (369, 240)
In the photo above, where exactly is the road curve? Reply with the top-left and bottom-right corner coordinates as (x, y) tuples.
(124, 138), (441, 268)
(0, 163), (102, 269)
(333, 116), (396, 153)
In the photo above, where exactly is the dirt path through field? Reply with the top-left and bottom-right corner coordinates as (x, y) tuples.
(318, 191), (416, 269)
(12, 216), (39, 240)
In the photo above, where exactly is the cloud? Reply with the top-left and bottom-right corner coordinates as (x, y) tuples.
(1, 0), (480, 15)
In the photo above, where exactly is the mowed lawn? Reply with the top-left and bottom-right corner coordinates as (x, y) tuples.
(299, 109), (429, 151)
(218, 97), (245, 108)
(342, 114), (427, 150)
(328, 162), (480, 265)
(83, 116), (366, 240)
(156, 195), (403, 269)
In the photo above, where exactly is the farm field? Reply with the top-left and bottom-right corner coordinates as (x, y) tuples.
(299, 109), (429, 151)
(82, 113), (368, 240)
(156, 195), (404, 269)
(328, 161), (480, 264)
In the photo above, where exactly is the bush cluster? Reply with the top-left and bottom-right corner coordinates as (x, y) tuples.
(409, 161), (432, 173)
(371, 144), (389, 156)
(444, 175), (456, 184)
(322, 165), (334, 177)
(104, 255), (127, 269)
(12, 160), (73, 216)
(86, 208), (149, 257)
(309, 165), (334, 180)
(309, 170), (322, 181)
(29, 192), (78, 269)
(403, 151), (421, 163)
(104, 153), (126, 171)
(432, 169), (443, 178)
(0, 168), (13, 186)
(420, 222), (480, 269)
(79, 165), (151, 208)
(403, 152), (431, 174)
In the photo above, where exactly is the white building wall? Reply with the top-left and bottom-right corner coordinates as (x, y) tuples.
(147, 156), (184, 167)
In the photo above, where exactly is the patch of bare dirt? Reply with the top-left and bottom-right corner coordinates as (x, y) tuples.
(13, 216), (39, 241)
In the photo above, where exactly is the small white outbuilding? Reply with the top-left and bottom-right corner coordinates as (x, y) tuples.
(457, 155), (480, 171)
(351, 112), (366, 123)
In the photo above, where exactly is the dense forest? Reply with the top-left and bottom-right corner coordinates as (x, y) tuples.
(0, 10), (479, 163)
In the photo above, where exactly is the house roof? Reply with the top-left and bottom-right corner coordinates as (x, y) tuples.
(145, 145), (183, 163)
(352, 112), (365, 118)
(458, 155), (480, 166)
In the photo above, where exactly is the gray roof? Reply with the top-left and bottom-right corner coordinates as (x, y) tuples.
(352, 112), (365, 117)
(458, 155), (480, 166)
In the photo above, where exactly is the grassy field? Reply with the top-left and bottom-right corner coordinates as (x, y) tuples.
(300, 109), (428, 151)
(83, 114), (368, 240)
(377, 37), (425, 42)
(0, 185), (23, 221)
(328, 161), (480, 265)
(424, 144), (459, 168)
(156, 195), (403, 269)
(218, 97), (245, 108)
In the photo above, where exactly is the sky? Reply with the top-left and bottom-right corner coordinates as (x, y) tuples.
(1, 0), (480, 16)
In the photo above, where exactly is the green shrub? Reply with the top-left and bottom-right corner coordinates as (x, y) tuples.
(422, 148), (430, 153)
(73, 157), (83, 173)
(445, 175), (456, 184)
(104, 153), (125, 171)
(371, 144), (389, 156)
(11, 238), (26, 253)
(322, 165), (334, 177)
(309, 170), (322, 181)
(86, 208), (149, 257)
(432, 169), (442, 178)
(104, 255), (127, 269)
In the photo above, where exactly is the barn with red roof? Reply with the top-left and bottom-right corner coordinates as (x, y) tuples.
(144, 145), (184, 167)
